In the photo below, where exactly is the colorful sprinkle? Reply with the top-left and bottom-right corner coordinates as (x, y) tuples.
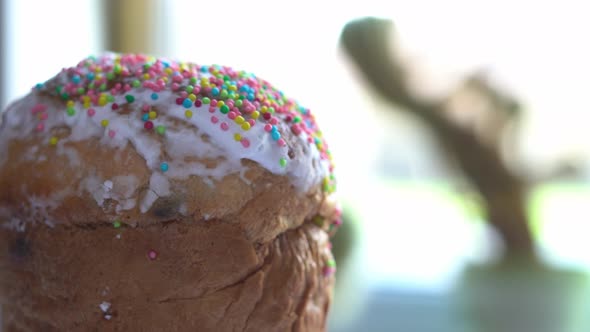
(148, 250), (158, 260)
(156, 125), (166, 135)
(160, 162), (169, 172)
(113, 220), (121, 228)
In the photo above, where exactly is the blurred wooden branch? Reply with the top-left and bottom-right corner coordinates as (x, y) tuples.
(340, 17), (535, 260)
(103, 0), (157, 54)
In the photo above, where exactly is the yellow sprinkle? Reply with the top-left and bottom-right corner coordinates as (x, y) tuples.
(200, 77), (209, 84)
(233, 133), (242, 141)
(143, 73), (150, 80)
(229, 85), (237, 91)
(49, 136), (58, 145)
(188, 94), (196, 101)
(162, 76), (169, 83)
(98, 99), (107, 106)
(251, 111), (260, 119)
(185, 110), (193, 118)
(66, 100), (75, 107)
(235, 116), (245, 124)
(101, 119), (109, 127)
(149, 111), (157, 119)
(217, 101), (225, 107)
(241, 122), (251, 131)
(201, 83), (210, 89)
(165, 68), (173, 75)
(83, 96), (90, 103)
(95, 67), (102, 73)
(261, 106), (268, 113)
(83, 102), (90, 109)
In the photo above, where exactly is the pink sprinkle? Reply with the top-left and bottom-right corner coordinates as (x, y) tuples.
(220, 122), (229, 131)
(144, 121), (154, 130)
(210, 99), (218, 107)
(241, 138), (250, 148)
(142, 104), (151, 112)
(180, 91), (188, 98)
(36, 123), (44, 131)
(248, 119), (256, 127)
(171, 83), (180, 91)
(111, 103), (119, 110)
(39, 113), (48, 120)
(277, 138), (286, 147)
(323, 266), (335, 277)
(291, 125), (302, 135)
(31, 104), (47, 114)
(270, 118), (279, 125)
(148, 250), (158, 260)
(123, 84), (131, 92)
(307, 136), (314, 143)
(114, 83), (122, 90)
(173, 75), (183, 83)
(264, 124), (272, 132)
(209, 106), (216, 113)
(108, 130), (116, 138)
(175, 98), (183, 105)
(192, 87), (201, 94)
(211, 116), (219, 124)
(87, 108), (96, 117)
(194, 100), (202, 107)
(228, 111), (237, 120)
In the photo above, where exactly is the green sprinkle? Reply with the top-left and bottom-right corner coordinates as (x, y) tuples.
(106, 72), (115, 80)
(268, 107), (275, 113)
(220, 105), (230, 114)
(279, 157), (287, 167)
(185, 85), (194, 93)
(156, 125), (166, 135)
(99, 83), (107, 91)
(113, 220), (121, 228)
(60, 92), (69, 100)
(107, 95), (115, 102)
(293, 116), (301, 123)
(132, 80), (141, 88)
(220, 90), (228, 99)
(125, 95), (135, 103)
(202, 97), (210, 105)
(327, 259), (336, 268)
(66, 107), (76, 116)
(223, 75), (230, 81)
(113, 64), (122, 74)
(235, 99), (243, 107)
(77, 88), (85, 94)
(189, 77), (197, 85)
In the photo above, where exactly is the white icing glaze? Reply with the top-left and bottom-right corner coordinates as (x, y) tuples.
(0, 54), (332, 215)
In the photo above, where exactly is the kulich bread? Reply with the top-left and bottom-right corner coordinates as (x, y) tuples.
(0, 54), (341, 331)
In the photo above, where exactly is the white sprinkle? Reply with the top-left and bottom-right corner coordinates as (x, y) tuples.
(115, 234), (121, 239)
(99, 301), (111, 312)
(104, 314), (112, 320)
(103, 180), (113, 192)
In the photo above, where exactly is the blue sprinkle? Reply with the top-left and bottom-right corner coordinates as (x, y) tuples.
(142, 113), (149, 121)
(160, 162), (169, 172)
(271, 125), (278, 132)
(86, 73), (95, 81)
(35, 83), (44, 90)
(182, 98), (192, 108)
(151, 93), (159, 100)
(72, 75), (81, 84)
(271, 131), (281, 141)
(200, 66), (208, 73)
(211, 87), (220, 96)
(161, 60), (170, 68)
(247, 93), (255, 101)
(240, 85), (249, 92)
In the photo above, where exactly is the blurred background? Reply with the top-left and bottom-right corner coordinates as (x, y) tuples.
(2, 1), (590, 331)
